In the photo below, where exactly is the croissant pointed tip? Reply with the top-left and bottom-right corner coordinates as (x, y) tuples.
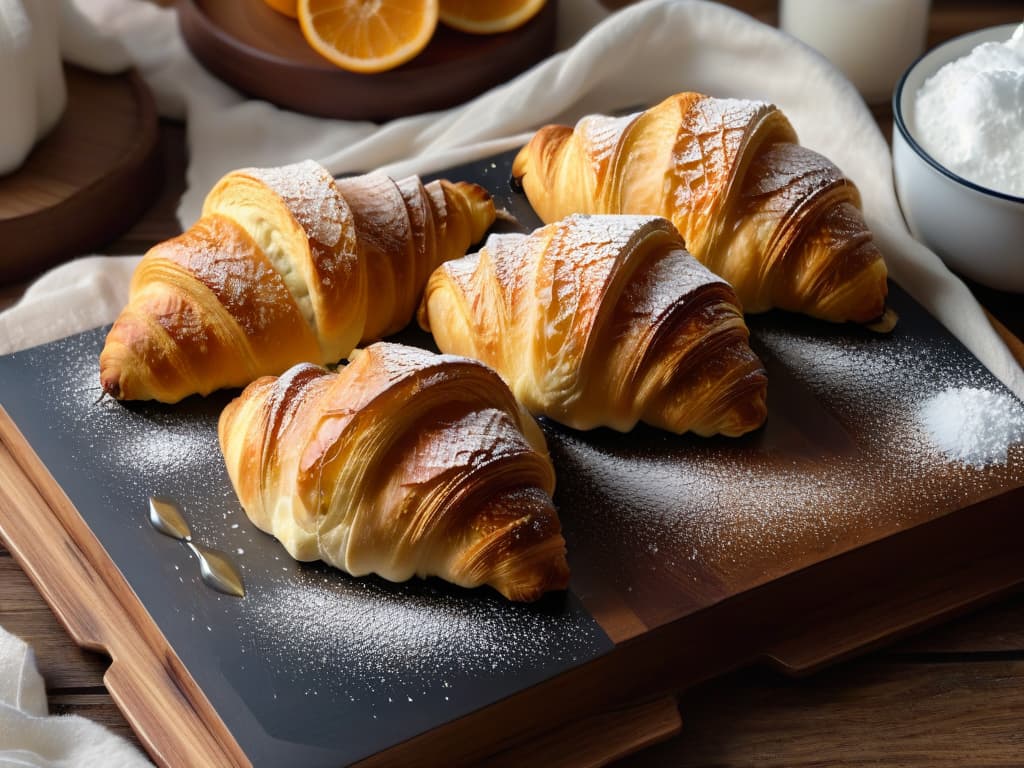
(864, 306), (898, 334)
(494, 552), (570, 603)
(450, 180), (498, 244)
(511, 142), (531, 180)
(98, 357), (123, 400)
(486, 517), (570, 602)
(451, 178), (491, 198)
(102, 378), (122, 400)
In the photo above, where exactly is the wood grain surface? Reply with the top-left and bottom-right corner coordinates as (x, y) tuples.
(2, 1), (1024, 767)
(0, 66), (160, 284)
(177, 0), (557, 120)
(0, 407), (248, 767)
(6, 530), (1024, 762)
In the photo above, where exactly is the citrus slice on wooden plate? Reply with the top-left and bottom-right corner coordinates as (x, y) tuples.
(439, 0), (547, 34)
(264, 0), (298, 19)
(298, 0), (439, 74)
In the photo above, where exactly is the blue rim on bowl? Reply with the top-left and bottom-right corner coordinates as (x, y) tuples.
(892, 23), (1024, 206)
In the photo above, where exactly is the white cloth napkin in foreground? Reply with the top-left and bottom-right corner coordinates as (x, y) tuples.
(0, 0), (1020, 401)
(0, 625), (149, 767)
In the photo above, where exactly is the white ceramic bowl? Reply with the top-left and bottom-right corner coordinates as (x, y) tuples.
(892, 23), (1024, 292)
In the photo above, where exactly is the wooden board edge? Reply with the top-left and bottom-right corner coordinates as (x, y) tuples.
(757, 488), (1024, 674)
(603, 486), (1024, 696)
(480, 695), (682, 768)
(0, 406), (249, 768)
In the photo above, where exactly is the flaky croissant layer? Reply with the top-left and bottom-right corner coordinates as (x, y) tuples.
(512, 92), (889, 326)
(218, 342), (570, 602)
(100, 159), (495, 403)
(420, 213), (768, 437)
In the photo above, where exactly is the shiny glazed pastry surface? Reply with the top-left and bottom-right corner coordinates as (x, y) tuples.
(420, 213), (768, 437)
(512, 92), (889, 325)
(218, 342), (569, 602)
(99, 159), (495, 403)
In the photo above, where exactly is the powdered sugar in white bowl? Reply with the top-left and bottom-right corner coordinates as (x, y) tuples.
(893, 23), (1024, 292)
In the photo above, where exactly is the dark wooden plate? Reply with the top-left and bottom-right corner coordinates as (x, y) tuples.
(177, 0), (558, 121)
(0, 66), (160, 286)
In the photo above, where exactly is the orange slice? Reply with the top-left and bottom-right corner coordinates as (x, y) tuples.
(439, 0), (546, 34)
(264, 0), (298, 18)
(298, 0), (439, 74)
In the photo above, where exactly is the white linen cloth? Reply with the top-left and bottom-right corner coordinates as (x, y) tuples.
(0, 625), (149, 767)
(1, 0), (1023, 763)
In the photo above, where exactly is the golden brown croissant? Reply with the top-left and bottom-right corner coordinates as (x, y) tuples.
(218, 342), (569, 602)
(419, 214), (767, 436)
(512, 92), (889, 325)
(99, 159), (495, 403)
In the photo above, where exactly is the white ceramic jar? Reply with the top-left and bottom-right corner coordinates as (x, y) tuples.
(0, 0), (67, 174)
(780, 0), (931, 103)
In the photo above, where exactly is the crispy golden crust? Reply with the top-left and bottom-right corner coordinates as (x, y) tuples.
(218, 342), (568, 602)
(100, 160), (495, 403)
(512, 92), (888, 325)
(420, 214), (768, 437)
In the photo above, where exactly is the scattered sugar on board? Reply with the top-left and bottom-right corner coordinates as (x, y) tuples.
(920, 387), (1024, 467)
(248, 160), (345, 249)
(239, 565), (604, 702)
(57, 348), (221, 481)
(47, 336), (238, 547)
(27, 330), (607, 733)
(34, 322), (1024, 709)
(548, 324), (1024, 585)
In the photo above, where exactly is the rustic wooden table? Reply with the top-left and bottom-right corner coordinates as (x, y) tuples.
(2, 1), (1023, 765)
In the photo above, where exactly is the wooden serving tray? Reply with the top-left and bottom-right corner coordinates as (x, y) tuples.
(177, 0), (558, 121)
(1, 151), (1024, 767)
(0, 66), (160, 285)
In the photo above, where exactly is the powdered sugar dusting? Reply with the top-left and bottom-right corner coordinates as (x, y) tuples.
(240, 568), (601, 702)
(546, 314), (1024, 599)
(59, 339), (222, 480)
(247, 160), (345, 249)
(744, 142), (842, 201)
(920, 386), (1024, 467)
(576, 113), (637, 185)
(405, 407), (534, 481)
